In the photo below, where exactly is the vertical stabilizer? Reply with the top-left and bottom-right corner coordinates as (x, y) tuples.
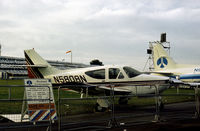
(24, 49), (60, 78)
(153, 43), (176, 71)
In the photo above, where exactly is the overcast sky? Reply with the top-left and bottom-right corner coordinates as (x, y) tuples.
(0, 0), (200, 70)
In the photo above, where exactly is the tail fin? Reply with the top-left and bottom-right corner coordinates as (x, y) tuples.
(152, 43), (177, 71)
(24, 49), (59, 78)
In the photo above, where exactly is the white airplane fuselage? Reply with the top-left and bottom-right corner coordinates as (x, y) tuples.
(24, 49), (170, 96)
(45, 66), (169, 95)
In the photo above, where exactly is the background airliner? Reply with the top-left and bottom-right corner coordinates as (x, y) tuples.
(151, 42), (200, 86)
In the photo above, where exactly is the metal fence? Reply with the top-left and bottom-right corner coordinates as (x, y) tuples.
(57, 85), (200, 130)
(0, 84), (200, 131)
(0, 85), (57, 131)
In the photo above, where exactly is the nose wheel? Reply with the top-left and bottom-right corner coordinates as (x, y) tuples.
(159, 101), (164, 111)
(95, 98), (110, 112)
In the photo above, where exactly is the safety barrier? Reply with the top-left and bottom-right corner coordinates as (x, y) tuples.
(0, 84), (56, 131)
(57, 85), (200, 130)
(0, 83), (200, 130)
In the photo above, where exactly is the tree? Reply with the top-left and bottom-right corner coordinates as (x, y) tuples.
(90, 59), (104, 66)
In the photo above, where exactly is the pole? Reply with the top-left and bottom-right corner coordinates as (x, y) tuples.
(195, 86), (200, 118)
(108, 85), (118, 128)
(71, 51), (72, 64)
(153, 84), (160, 122)
(48, 86), (52, 131)
(58, 86), (61, 131)
(66, 50), (72, 63)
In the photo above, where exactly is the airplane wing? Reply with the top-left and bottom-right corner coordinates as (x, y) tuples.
(56, 78), (172, 96)
(98, 86), (132, 94)
(56, 83), (131, 95)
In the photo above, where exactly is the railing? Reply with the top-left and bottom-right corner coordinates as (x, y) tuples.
(0, 83), (200, 130)
(0, 85), (54, 130)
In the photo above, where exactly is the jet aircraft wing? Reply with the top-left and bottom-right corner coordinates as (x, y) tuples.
(169, 78), (183, 84)
(187, 82), (200, 87)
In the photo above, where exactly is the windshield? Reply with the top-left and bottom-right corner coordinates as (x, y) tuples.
(123, 66), (141, 78)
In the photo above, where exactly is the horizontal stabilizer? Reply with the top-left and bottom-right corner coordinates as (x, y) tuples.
(26, 64), (48, 68)
(7, 64), (48, 68)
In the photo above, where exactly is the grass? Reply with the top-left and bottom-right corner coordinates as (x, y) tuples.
(128, 88), (195, 107)
(162, 88), (195, 104)
(0, 79), (24, 99)
(0, 79), (197, 115)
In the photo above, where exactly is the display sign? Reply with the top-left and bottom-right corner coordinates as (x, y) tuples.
(24, 79), (57, 122)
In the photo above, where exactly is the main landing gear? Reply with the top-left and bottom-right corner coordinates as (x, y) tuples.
(118, 97), (128, 105)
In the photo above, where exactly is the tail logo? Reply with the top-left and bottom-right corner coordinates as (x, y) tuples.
(27, 80), (32, 85)
(157, 57), (168, 68)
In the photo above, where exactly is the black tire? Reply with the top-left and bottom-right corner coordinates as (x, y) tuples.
(95, 103), (107, 112)
(159, 102), (164, 111)
(118, 97), (128, 105)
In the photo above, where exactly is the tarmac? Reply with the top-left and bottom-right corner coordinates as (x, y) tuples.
(59, 101), (200, 130)
(1, 101), (200, 131)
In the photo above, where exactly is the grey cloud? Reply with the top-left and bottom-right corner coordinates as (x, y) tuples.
(0, 0), (200, 69)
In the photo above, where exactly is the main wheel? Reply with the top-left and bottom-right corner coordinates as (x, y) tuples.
(95, 103), (107, 112)
(118, 97), (128, 105)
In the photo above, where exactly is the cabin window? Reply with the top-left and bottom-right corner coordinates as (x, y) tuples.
(109, 68), (124, 79)
(85, 69), (105, 79)
(123, 66), (141, 78)
(118, 72), (124, 79)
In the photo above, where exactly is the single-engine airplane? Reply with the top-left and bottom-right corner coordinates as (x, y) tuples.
(24, 49), (172, 111)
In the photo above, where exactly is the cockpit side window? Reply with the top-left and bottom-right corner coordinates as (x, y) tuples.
(118, 72), (124, 79)
(109, 68), (119, 79)
(123, 66), (141, 78)
(109, 68), (124, 79)
(85, 69), (105, 79)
